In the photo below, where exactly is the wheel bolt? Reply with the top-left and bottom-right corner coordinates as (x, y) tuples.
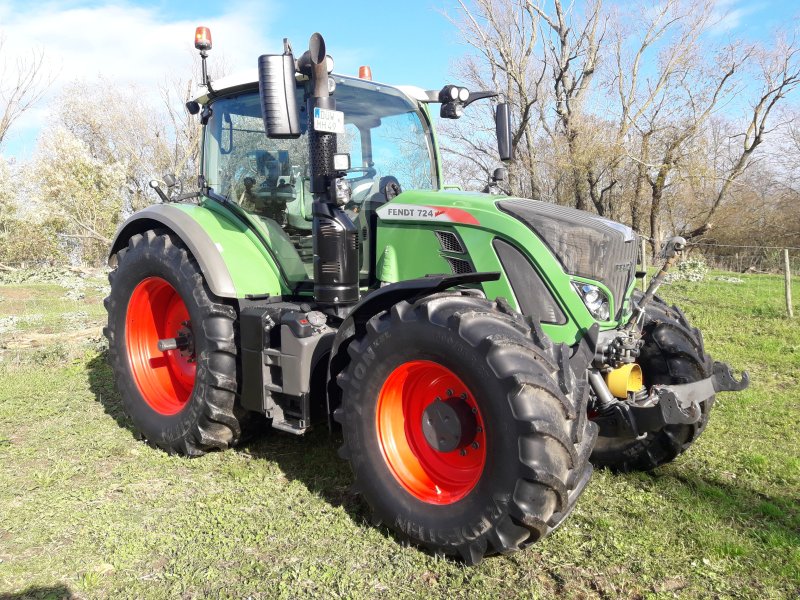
(471, 407), (477, 414)
(471, 441), (480, 450)
(446, 389), (453, 397)
(460, 449), (467, 456)
(460, 393), (467, 400)
(476, 426), (483, 433)
(434, 396), (441, 402)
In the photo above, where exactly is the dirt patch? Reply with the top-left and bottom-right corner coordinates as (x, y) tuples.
(3, 325), (103, 349)
(0, 287), (40, 301)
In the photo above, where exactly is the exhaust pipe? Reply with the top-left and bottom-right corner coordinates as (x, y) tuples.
(259, 33), (359, 308)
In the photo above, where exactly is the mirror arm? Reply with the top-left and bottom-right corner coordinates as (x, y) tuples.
(463, 90), (498, 107)
(148, 180), (170, 203)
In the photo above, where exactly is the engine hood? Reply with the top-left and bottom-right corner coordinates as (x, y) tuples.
(375, 189), (639, 322)
(496, 197), (638, 319)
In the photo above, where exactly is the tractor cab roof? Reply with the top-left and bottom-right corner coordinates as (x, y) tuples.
(194, 71), (430, 106)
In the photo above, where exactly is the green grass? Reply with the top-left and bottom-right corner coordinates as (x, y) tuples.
(0, 272), (798, 599)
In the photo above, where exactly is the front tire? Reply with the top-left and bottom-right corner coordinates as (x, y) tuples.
(334, 294), (597, 564)
(590, 294), (714, 472)
(104, 230), (245, 456)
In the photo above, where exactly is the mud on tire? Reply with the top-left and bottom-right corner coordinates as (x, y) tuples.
(591, 294), (715, 472)
(332, 293), (597, 564)
(104, 230), (246, 456)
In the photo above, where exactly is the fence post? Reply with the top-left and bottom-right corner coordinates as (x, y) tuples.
(786, 249), (794, 318)
(640, 237), (647, 291)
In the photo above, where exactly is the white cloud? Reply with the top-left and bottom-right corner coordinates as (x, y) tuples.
(0, 0), (280, 158)
(709, 0), (766, 36)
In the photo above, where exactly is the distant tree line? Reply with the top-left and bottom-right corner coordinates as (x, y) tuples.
(1, 0), (799, 269)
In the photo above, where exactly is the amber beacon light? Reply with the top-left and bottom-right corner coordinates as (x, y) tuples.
(195, 26), (212, 51)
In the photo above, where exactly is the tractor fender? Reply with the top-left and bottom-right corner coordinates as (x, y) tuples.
(109, 204), (238, 297)
(325, 272), (500, 427)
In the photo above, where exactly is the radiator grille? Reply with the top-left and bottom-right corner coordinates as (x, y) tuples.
(498, 199), (638, 319)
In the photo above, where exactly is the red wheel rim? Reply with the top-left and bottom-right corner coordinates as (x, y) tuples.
(376, 360), (486, 504)
(125, 277), (196, 415)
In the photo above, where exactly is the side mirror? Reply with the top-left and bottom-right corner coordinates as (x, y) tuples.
(258, 52), (301, 138)
(496, 103), (512, 161)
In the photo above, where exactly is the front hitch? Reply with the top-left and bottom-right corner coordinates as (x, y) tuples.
(591, 361), (749, 438)
(710, 361), (750, 392)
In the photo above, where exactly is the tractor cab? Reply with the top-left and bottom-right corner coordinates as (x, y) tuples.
(199, 75), (439, 286)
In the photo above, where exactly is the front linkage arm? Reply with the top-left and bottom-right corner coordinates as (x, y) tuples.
(624, 235), (685, 334)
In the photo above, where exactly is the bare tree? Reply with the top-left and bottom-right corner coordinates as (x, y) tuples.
(443, 0), (549, 196)
(0, 35), (48, 150)
(638, 45), (746, 253)
(531, 0), (606, 210)
(697, 35), (800, 232)
(159, 76), (202, 184)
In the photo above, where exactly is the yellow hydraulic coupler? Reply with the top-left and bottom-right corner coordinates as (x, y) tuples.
(605, 363), (644, 399)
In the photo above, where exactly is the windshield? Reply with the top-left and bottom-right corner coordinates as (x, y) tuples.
(202, 77), (437, 284)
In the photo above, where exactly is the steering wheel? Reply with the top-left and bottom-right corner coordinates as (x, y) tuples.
(345, 166), (377, 180)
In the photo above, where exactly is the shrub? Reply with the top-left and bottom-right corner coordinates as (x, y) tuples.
(665, 257), (709, 283)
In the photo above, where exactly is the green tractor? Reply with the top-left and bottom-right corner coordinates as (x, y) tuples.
(104, 30), (748, 564)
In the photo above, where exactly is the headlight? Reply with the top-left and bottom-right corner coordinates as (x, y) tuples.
(573, 282), (610, 321)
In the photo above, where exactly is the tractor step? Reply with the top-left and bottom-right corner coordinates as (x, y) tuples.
(239, 301), (334, 434)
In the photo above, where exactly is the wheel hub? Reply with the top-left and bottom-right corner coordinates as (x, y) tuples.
(421, 397), (477, 453)
(157, 322), (195, 361)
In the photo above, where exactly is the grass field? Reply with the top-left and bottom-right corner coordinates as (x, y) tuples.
(0, 269), (798, 599)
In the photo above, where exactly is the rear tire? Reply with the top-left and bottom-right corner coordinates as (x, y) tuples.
(104, 230), (246, 456)
(333, 293), (597, 564)
(590, 294), (714, 472)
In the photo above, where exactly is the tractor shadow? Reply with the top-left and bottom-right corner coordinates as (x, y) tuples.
(85, 352), (381, 536)
(86, 351), (137, 435)
(0, 584), (74, 600)
(240, 425), (417, 553)
(241, 425), (365, 513)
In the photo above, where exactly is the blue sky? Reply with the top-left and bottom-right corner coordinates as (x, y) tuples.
(0, 0), (797, 159)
